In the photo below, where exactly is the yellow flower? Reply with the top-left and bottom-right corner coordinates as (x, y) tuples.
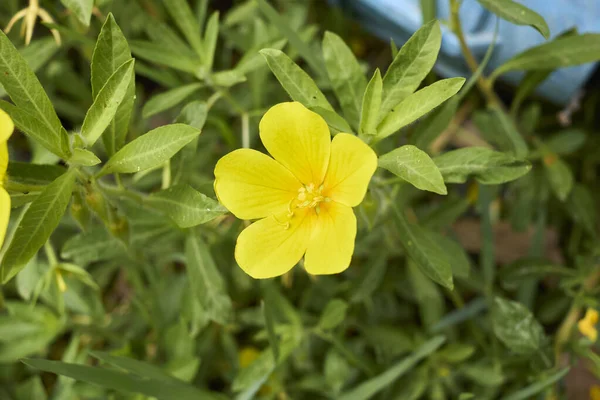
(578, 308), (599, 342)
(214, 102), (377, 279)
(0, 109), (14, 248)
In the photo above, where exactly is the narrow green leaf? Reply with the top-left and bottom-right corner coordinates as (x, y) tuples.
(543, 129), (587, 156)
(211, 69), (246, 87)
(322, 31), (367, 129)
(488, 106), (529, 158)
(90, 351), (184, 384)
(60, 0), (93, 26)
(543, 155), (573, 201)
(434, 147), (531, 184)
(255, 0), (327, 77)
(61, 227), (125, 265)
(492, 297), (546, 354)
(309, 106), (352, 134)
(476, 0), (549, 39)
(130, 40), (201, 74)
(142, 83), (203, 119)
(566, 184), (597, 236)
(68, 148), (101, 166)
(379, 145), (447, 194)
(493, 33), (600, 78)
(81, 60), (135, 146)
(393, 206), (453, 289)
(359, 68), (382, 136)
(185, 233), (232, 324)
(0, 101), (68, 159)
(381, 20), (441, 117)
(1, 170), (76, 283)
(260, 48), (333, 111)
(22, 359), (225, 400)
(5, 162), (65, 192)
(164, 0), (205, 58)
(203, 12), (220, 71)
(262, 299), (280, 362)
(338, 336), (445, 400)
(91, 13), (135, 155)
(0, 31), (69, 158)
(377, 77), (465, 139)
(145, 184), (227, 228)
(318, 299), (349, 331)
(501, 367), (569, 400)
(100, 124), (201, 175)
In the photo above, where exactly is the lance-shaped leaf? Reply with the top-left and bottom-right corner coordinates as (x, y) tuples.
(0, 31), (69, 158)
(492, 297), (546, 355)
(91, 13), (135, 155)
(476, 0), (549, 39)
(145, 184), (227, 228)
(380, 20), (441, 118)
(260, 48), (333, 111)
(142, 83), (203, 119)
(379, 145), (447, 195)
(164, 0), (205, 58)
(81, 60), (135, 147)
(185, 233), (232, 324)
(359, 68), (382, 136)
(434, 147), (531, 184)
(99, 124), (201, 176)
(1, 170), (76, 283)
(377, 78), (465, 140)
(322, 31), (367, 129)
(60, 0), (93, 26)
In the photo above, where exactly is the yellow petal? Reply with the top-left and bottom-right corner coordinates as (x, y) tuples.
(259, 102), (330, 185)
(0, 109), (14, 143)
(323, 133), (377, 207)
(214, 149), (301, 220)
(304, 201), (356, 275)
(578, 308), (599, 342)
(0, 187), (10, 248)
(235, 209), (314, 279)
(0, 141), (7, 181)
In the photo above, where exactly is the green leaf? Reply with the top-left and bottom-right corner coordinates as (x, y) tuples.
(22, 359), (225, 400)
(91, 13), (135, 155)
(359, 68), (382, 136)
(501, 367), (570, 400)
(377, 78), (465, 140)
(145, 184), (227, 228)
(100, 124), (201, 175)
(91, 351), (185, 384)
(1, 170), (76, 283)
(393, 207), (453, 289)
(338, 336), (445, 400)
(164, 0), (205, 58)
(0, 32), (69, 158)
(486, 106), (529, 158)
(68, 148), (101, 166)
(309, 106), (353, 134)
(5, 162), (65, 192)
(130, 40), (201, 74)
(81, 60), (135, 147)
(493, 33), (600, 78)
(255, 0), (327, 77)
(378, 145), (447, 195)
(543, 155), (573, 201)
(142, 83), (203, 119)
(260, 48), (333, 111)
(492, 297), (546, 355)
(318, 299), (349, 331)
(203, 12), (220, 71)
(211, 69), (247, 87)
(500, 258), (576, 290)
(566, 184), (597, 236)
(542, 129), (587, 156)
(185, 233), (232, 324)
(262, 300), (280, 362)
(60, 0), (93, 26)
(476, 0), (549, 39)
(61, 227), (125, 265)
(322, 31), (367, 129)
(434, 147), (531, 184)
(380, 20), (442, 117)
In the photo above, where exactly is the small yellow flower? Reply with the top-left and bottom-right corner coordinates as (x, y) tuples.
(214, 102), (377, 279)
(578, 308), (599, 342)
(0, 109), (14, 248)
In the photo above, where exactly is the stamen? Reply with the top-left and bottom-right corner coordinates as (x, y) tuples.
(271, 214), (290, 230)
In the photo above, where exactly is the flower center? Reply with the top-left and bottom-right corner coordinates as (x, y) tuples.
(296, 183), (326, 209)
